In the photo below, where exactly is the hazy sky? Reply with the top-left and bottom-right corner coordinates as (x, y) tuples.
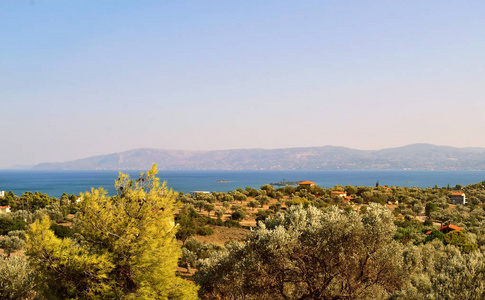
(1, 1), (485, 168)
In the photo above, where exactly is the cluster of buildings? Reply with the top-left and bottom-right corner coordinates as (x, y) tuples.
(298, 181), (468, 206)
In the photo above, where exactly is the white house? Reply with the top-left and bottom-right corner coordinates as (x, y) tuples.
(0, 206), (11, 213)
(0, 191), (5, 198)
(450, 192), (467, 205)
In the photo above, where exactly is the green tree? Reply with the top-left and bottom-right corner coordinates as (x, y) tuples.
(0, 235), (24, 258)
(203, 202), (216, 216)
(175, 205), (198, 244)
(0, 256), (36, 300)
(26, 165), (198, 299)
(196, 204), (406, 299)
(247, 200), (260, 210)
(233, 191), (247, 203)
(425, 202), (438, 218)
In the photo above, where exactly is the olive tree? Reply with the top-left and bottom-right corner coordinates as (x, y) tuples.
(196, 204), (406, 300)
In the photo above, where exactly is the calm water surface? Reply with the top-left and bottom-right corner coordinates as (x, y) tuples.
(0, 170), (484, 198)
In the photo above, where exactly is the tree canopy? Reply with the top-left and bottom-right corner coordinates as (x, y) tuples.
(196, 204), (406, 299)
(26, 165), (198, 299)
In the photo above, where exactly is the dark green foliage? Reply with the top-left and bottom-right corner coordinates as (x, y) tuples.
(19, 191), (52, 212)
(424, 230), (444, 243)
(50, 223), (73, 238)
(255, 210), (271, 223)
(196, 226), (214, 236)
(269, 202), (282, 212)
(425, 202), (438, 218)
(0, 191), (16, 207)
(0, 217), (26, 235)
(231, 209), (246, 221)
(244, 187), (259, 197)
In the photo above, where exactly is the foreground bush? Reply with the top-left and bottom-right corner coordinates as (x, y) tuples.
(196, 204), (406, 299)
(0, 256), (36, 300)
(26, 165), (198, 299)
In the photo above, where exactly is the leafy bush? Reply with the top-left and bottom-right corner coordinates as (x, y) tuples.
(223, 219), (240, 228)
(50, 224), (73, 238)
(0, 217), (26, 235)
(444, 230), (477, 253)
(231, 209), (246, 221)
(0, 256), (36, 300)
(196, 226), (214, 236)
(424, 230), (444, 243)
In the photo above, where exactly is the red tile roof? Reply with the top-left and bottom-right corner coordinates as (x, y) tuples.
(332, 191), (346, 194)
(299, 181), (315, 185)
(451, 192), (464, 196)
(438, 224), (463, 232)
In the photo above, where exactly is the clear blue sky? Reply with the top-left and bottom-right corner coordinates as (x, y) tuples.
(1, 1), (484, 168)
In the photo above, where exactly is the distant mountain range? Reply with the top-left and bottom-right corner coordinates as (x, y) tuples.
(30, 144), (485, 171)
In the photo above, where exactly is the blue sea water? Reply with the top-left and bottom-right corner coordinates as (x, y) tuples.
(0, 170), (484, 198)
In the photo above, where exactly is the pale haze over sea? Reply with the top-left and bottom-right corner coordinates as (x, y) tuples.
(1, 1), (484, 169)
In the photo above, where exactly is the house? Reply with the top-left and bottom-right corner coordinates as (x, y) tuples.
(299, 181), (315, 188)
(0, 191), (5, 198)
(330, 191), (347, 199)
(0, 206), (11, 213)
(450, 192), (467, 205)
(438, 224), (463, 234)
(425, 224), (464, 235)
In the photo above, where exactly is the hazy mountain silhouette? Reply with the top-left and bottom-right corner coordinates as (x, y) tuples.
(32, 144), (485, 170)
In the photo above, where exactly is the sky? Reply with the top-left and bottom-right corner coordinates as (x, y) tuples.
(1, 1), (485, 168)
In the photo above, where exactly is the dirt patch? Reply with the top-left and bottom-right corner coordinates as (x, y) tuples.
(194, 225), (250, 246)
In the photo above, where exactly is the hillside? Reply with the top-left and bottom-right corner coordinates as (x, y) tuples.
(31, 144), (485, 170)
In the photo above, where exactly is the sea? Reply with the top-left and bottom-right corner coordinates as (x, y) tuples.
(0, 170), (485, 198)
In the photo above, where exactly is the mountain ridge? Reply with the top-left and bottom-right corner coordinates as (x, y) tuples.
(31, 144), (485, 171)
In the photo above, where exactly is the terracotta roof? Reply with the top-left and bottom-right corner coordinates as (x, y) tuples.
(451, 192), (464, 196)
(344, 196), (354, 200)
(425, 230), (432, 235)
(0, 206), (9, 209)
(299, 181), (315, 185)
(332, 191), (346, 194)
(438, 224), (464, 232)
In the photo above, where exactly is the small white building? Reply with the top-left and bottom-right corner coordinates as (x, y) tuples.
(450, 192), (467, 205)
(0, 206), (11, 213)
(0, 191), (5, 198)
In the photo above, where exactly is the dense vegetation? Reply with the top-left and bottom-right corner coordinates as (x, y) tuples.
(0, 169), (485, 299)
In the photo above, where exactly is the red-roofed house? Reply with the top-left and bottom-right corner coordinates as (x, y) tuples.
(450, 192), (466, 205)
(299, 181), (315, 188)
(0, 206), (11, 213)
(438, 224), (464, 234)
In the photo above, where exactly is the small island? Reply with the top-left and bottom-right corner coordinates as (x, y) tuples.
(216, 180), (230, 183)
